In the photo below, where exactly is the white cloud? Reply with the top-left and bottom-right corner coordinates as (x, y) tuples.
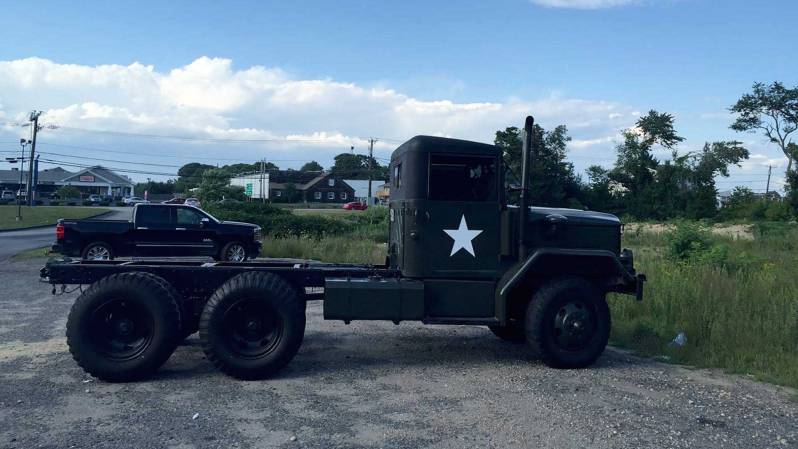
(0, 57), (636, 179)
(530, 0), (641, 9)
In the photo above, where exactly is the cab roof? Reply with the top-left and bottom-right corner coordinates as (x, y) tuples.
(390, 135), (499, 161)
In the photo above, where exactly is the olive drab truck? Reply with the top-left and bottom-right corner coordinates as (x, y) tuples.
(41, 116), (645, 382)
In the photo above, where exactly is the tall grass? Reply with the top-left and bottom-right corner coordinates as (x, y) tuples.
(261, 236), (386, 264)
(612, 223), (798, 388)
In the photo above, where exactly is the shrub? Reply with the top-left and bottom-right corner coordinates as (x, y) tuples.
(81, 200), (93, 206)
(764, 201), (793, 221)
(49, 201), (60, 206)
(66, 201), (77, 206)
(666, 222), (711, 260)
(98, 201), (110, 207)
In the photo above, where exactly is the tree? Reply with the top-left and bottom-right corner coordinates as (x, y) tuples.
(175, 163), (215, 192)
(730, 82), (798, 173)
(196, 168), (245, 203)
(331, 153), (387, 179)
(56, 185), (81, 199)
(300, 161), (323, 172)
(494, 124), (582, 207)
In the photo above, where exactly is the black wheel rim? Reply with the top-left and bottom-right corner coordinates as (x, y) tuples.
(221, 297), (282, 358)
(89, 298), (154, 361)
(551, 300), (597, 352)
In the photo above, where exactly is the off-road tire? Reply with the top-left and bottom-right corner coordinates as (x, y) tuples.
(199, 271), (305, 380)
(66, 272), (182, 382)
(220, 241), (248, 262)
(488, 323), (526, 342)
(134, 272), (197, 340)
(525, 277), (610, 369)
(81, 241), (115, 260)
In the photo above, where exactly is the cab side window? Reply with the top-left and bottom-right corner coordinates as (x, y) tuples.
(136, 206), (172, 227)
(176, 208), (204, 226)
(428, 154), (497, 202)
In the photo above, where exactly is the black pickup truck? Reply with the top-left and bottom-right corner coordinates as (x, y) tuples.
(53, 204), (261, 261)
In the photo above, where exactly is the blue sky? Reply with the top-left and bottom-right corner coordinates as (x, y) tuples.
(1, 0), (796, 190)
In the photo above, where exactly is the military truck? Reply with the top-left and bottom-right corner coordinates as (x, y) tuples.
(41, 116), (644, 382)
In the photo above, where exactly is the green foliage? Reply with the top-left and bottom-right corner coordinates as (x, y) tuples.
(494, 123), (582, 207)
(730, 81), (798, 172)
(195, 169), (246, 203)
(56, 185), (81, 199)
(666, 222), (712, 260)
(135, 180), (175, 196)
(612, 225), (798, 388)
(300, 161), (323, 172)
(331, 153), (388, 180)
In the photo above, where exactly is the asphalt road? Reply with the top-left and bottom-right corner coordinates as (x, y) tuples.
(0, 257), (796, 449)
(0, 207), (132, 261)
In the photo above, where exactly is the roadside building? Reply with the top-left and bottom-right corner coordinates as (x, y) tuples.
(229, 172), (271, 200)
(375, 183), (390, 204)
(0, 165), (134, 199)
(271, 172), (354, 203)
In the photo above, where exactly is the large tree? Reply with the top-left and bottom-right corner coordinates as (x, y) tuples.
(331, 153), (387, 179)
(300, 161), (323, 172)
(494, 123), (582, 207)
(730, 81), (798, 173)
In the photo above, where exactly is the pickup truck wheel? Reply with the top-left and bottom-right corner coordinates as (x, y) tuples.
(525, 277), (610, 369)
(199, 272), (305, 380)
(82, 242), (114, 261)
(488, 323), (526, 342)
(66, 272), (182, 382)
(220, 241), (247, 262)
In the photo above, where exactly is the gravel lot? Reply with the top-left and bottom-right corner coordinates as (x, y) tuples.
(0, 257), (796, 449)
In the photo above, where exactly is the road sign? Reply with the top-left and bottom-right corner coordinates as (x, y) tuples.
(245, 183), (253, 196)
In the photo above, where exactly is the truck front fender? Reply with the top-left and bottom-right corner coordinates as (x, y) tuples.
(498, 248), (639, 302)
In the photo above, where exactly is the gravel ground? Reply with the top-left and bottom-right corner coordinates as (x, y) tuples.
(0, 258), (796, 449)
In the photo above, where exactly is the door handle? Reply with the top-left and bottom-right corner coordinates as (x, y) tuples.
(175, 227), (186, 231)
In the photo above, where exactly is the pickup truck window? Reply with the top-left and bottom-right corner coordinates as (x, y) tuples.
(137, 206), (171, 226)
(176, 208), (204, 226)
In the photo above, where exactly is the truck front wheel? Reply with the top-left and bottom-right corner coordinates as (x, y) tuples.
(66, 272), (182, 382)
(199, 272), (305, 380)
(525, 277), (610, 369)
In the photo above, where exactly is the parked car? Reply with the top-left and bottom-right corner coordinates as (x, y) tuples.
(1, 190), (14, 200)
(162, 197), (186, 204)
(342, 201), (368, 211)
(87, 194), (103, 204)
(184, 198), (201, 208)
(123, 196), (147, 206)
(53, 203), (261, 261)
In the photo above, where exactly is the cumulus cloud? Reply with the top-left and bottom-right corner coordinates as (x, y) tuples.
(529, 0), (641, 9)
(0, 56), (637, 178)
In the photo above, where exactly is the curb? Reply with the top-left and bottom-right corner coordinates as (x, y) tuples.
(0, 210), (113, 233)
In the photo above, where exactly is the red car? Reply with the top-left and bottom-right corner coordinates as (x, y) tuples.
(342, 201), (368, 210)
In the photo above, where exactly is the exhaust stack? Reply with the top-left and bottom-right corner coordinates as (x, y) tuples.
(518, 115), (534, 260)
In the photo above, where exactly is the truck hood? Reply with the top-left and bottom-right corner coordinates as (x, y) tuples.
(527, 206), (620, 227)
(219, 220), (260, 229)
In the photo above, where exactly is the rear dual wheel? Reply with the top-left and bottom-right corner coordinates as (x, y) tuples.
(199, 272), (306, 380)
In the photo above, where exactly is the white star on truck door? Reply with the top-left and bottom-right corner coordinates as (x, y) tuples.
(444, 215), (483, 257)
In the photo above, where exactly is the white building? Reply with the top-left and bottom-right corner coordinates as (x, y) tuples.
(229, 172), (270, 199)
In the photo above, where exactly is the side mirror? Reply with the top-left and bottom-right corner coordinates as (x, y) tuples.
(200, 217), (210, 227)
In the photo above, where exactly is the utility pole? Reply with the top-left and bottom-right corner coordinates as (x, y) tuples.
(260, 159), (266, 203)
(26, 111), (42, 206)
(367, 138), (375, 204)
(16, 139), (29, 221)
(765, 165), (772, 197)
